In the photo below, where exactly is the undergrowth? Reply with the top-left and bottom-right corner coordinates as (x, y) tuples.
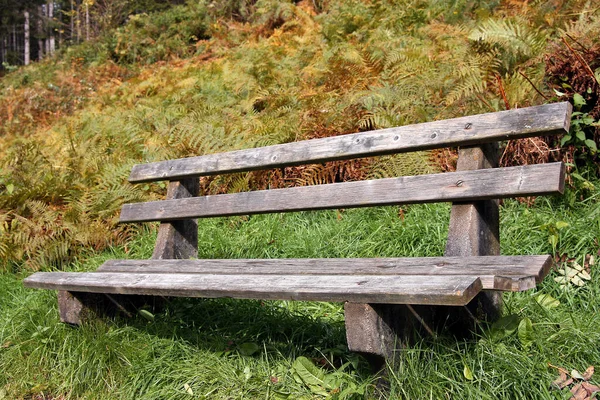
(1, 0), (600, 270)
(1, 184), (600, 399)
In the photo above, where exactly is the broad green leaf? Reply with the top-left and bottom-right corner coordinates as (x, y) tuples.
(549, 234), (558, 249)
(272, 391), (291, 399)
(573, 93), (586, 108)
(243, 366), (252, 381)
(5, 183), (14, 194)
(555, 221), (569, 229)
(463, 364), (474, 381)
(535, 293), (560, 309)
(576, 130), (586, 141)
(554, 89), (566, 97)
(138, 309), (154, 321)
(323, 373), (340, 390)
(292, 356), (325, 388)
(491, 314), (520, 338)
(238, 342), (260, 356)
(560, 135), (571, 146)
(582, 116), (595, 125)
(518, 317), (534, 348)
(585, 139), (597, 153)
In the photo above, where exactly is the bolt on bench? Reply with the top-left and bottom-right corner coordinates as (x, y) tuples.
(24, 102), (571, 368)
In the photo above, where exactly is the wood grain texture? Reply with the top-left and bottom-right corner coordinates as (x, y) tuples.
(128, 102), (572, 183)
(152, 179), (199, 260)
(444, 144), (503, 324)
(96, 255), (552, 291)
(120, 163), (565, 223)
(23, 273), (482, 306)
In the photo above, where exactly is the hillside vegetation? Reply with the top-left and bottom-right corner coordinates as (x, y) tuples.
(0, 0), (598, 270)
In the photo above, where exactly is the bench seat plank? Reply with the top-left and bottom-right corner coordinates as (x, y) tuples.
(128, 102), (571, 183)
(120, 163), (565, 223)
(23, 273), (482, 306)
(96, 255), (552, 291)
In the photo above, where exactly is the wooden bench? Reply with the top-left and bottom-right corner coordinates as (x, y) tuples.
(24, 102), (571, 368)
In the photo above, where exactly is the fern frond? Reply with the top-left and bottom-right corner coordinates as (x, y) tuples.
(469, 18), (548, 73)
(368, 152), (437, 180)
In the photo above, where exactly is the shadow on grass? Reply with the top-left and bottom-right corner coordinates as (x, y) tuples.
(108, 295), (350, 361)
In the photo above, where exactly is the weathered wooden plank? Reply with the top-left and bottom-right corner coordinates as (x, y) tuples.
(152, 178), (199, 260)
(23, 273), (482, 306)
(120, 163), (565, 223)
(97, 255), (552, 291)
(128, 102), (571, 183)
(445, 144), (503, 326)
(345, 143), (503, 364)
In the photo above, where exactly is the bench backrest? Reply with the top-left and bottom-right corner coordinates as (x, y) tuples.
(121, 102), (570, 223)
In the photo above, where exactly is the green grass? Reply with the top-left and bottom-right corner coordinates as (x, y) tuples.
(1, 188), (600, 399)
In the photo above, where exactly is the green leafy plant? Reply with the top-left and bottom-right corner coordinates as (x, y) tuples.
(560, 93), (599, 154)
(291, 356), (367, 398)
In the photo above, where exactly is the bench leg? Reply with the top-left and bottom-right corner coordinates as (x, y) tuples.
(345, 303), (435, 371)
(57, 291), (109, 325)
(57, 291), (164, 325)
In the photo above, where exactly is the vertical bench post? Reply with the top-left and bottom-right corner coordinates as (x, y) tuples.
(152, 179), (199, 260)
(442, 144), (502, 326)
(345, 143), (501, 370)
(57, 178), (199, 324)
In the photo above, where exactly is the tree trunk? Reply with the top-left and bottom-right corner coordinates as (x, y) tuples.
(38, 5), (44, 60)
(70, 0), (75, 43)
(76, 0), (81, 43)
(48, 2), (55, 55)
(24, 11), (30, 65)
(12, 24), (18, 64)
(85, 2), (89, 41)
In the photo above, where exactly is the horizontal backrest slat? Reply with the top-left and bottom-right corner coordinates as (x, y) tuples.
(128, 102), (571, 183)
(120, 162), (564, 222)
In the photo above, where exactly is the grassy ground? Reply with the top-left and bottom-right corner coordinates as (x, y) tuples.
(1, 187), (599, 399)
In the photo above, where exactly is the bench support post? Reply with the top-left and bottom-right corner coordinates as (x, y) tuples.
(57, 178), (199, 324)
(152, 179), (199, 260)
(442, 144), (502, 328)
(345, 143), (501, 369)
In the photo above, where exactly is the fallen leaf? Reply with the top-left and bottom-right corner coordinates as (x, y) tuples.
(570, 383), (587, 400)
(535, 293), (560, 309)
(572, 369), (586, 380)
(582, 382), (600, 394)
(463, 364), (474, 381)
(571, 262), (584, 272)
(552, 371), (573, 389)
(582, 366), (595, 381)
(579, 270), (592, 281)
(184, 383), (193, 395)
